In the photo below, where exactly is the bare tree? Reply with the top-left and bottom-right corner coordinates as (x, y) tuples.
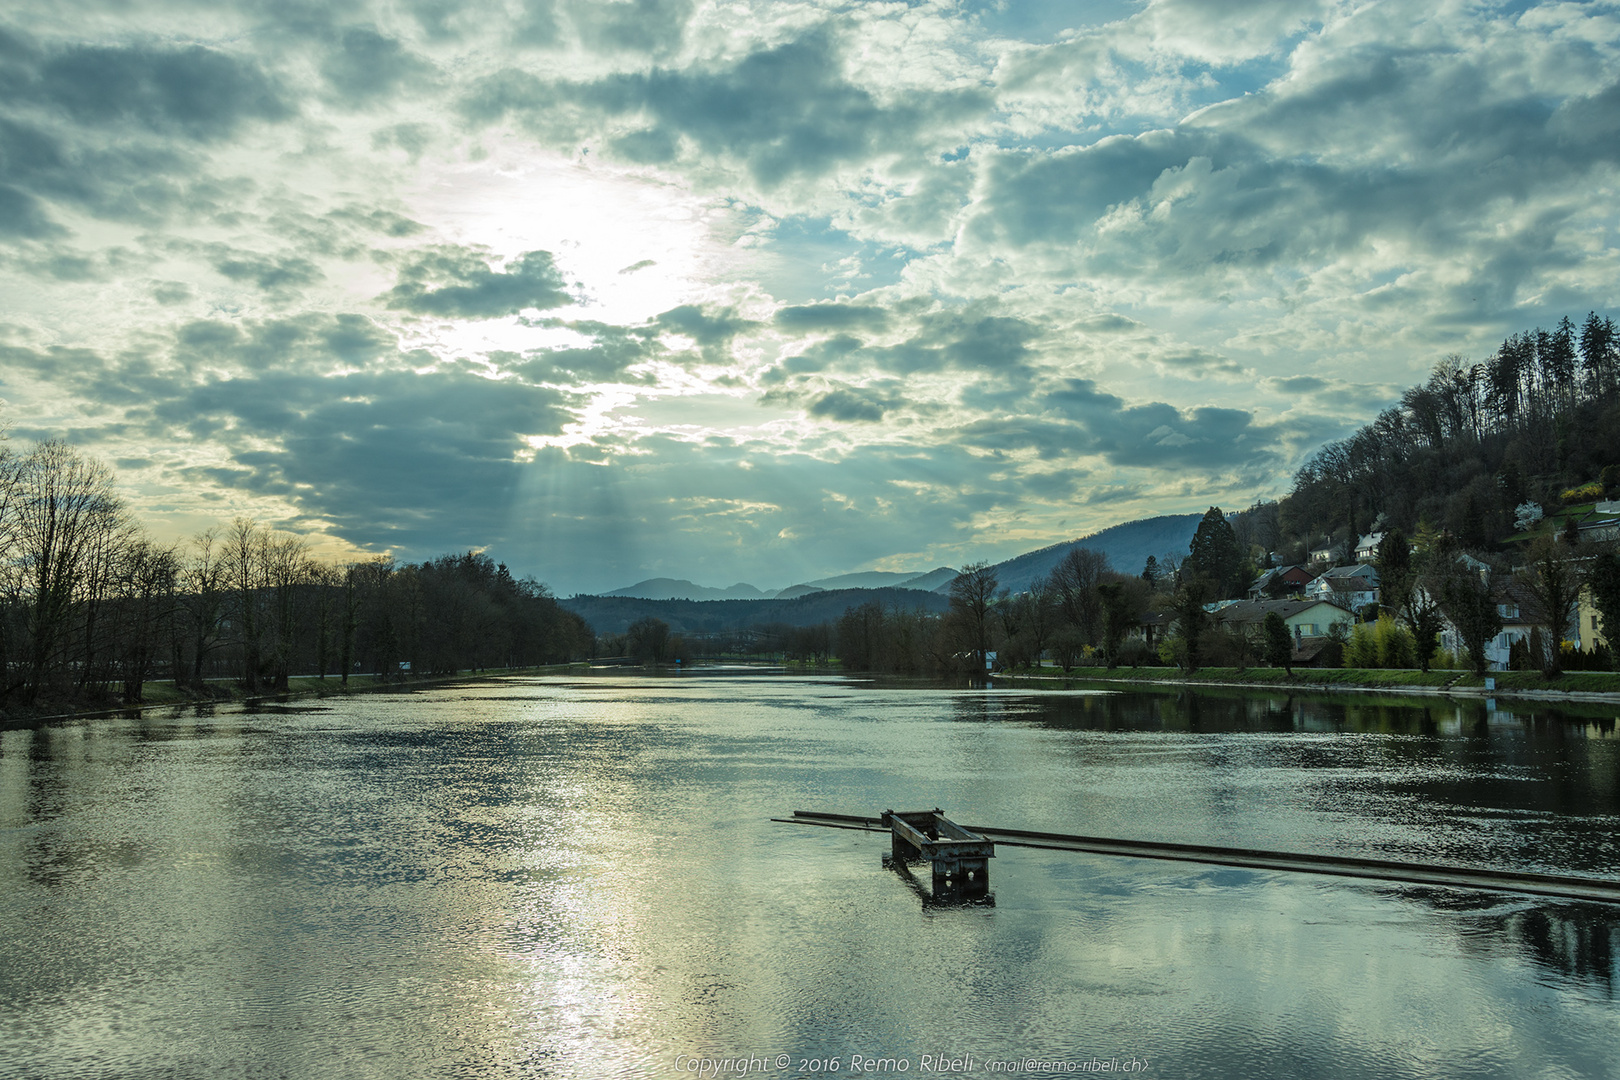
(223, 518), (268, 690)
(109, 536), (180, 703)
(1047, 546), (1109, 644)
(13, 441), (127, 701)
(1520, 535), (1582, 676)
(949, 562), (999, 675)
(181, 529), (229, 688)
(262, 531), (311, 689)
(0, 438), (25, 696)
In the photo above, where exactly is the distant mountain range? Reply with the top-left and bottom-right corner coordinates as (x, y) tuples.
(565, 587), (952, 635)
(572, 512), (1209, 634)
(603, 567), (958, 601)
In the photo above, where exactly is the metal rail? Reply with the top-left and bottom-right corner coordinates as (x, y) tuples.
(774, 810), (1620, 905)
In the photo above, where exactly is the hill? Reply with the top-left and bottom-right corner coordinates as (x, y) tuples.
(983, 513), (1205, 593)
(604, 578), (779, 601)
(562, 587), (950, 635)
(898, 567), (959, 592)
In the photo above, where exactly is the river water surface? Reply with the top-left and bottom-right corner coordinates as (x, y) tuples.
(2, 673), (1619, 1079)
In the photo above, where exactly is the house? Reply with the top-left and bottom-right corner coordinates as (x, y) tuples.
(1433, 577), (1574, 671)
(1354, 531), (1386, 562)
(1576, 514), (1620, 544)
(1306, 564), (1380, 613)
(1577, 585), (1608, 653)
(1309, 541), (1347, 564)
(1210, 598), (1357, 640)
(1247, 564), (1317, 600)
(1129, 611), (1174, 648)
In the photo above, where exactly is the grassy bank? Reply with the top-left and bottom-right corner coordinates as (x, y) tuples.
(2, 663), (594, 728)
(999, 665), (1620, 698)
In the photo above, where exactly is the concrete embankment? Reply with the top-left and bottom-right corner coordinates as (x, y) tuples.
(995, 667), (1620, 705)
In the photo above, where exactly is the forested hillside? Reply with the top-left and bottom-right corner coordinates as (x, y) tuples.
(1273, 312), (1619, 555)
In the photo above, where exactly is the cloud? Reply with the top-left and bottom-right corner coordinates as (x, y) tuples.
(384, 246), (575, 318)
(568, 0), (692, 56)
(773, 302), (892, 335)
(28, 41), (291, 141)
(320, 26), (436, 104)
(1035, 378), (1288, 470)
(208, 245), (325, 298)
(0, 181), (62, 237)
(463, 27), (993, 191)
(806, 384), (904, 423)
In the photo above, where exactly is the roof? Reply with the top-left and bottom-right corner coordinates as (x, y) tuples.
(1211, 598), (1354, 625)
(1318, 563), (1379, 582)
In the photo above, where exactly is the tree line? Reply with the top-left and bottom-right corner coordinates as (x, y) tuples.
(675, 546), (1161, 678)
(0, 437), (592, 714)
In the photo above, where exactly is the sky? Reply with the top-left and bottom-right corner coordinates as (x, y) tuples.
(2, 0), (1618, 595)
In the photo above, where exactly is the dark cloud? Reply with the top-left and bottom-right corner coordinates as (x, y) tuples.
(385, 246), (575, 318)
(369, 122), (436, 160)
(0, 99), (230, 232)
(774, 302), (891, 334)
(164, 365), (577, 545)
(971, 41), (1620, 300)
(170, 313), (399, 373)
(1156, 347), (1247, 378)
(569, 0), (691, 56)
(1266, 375), (1327, 393)
(320, 26), (434, 104)
(210, 246), (325, 297)
(948, 417), (1079, 460)
(1039, 378), (1285, 470)
(806, 384), (903, 423)
(32, 43), (290, 141)
(150, 281), (195, 305)
(0, 182), (62, 237)
(765, 311), (1044, 388)
(653, 304), (757, 346)
(511, 0), (561, 46)
(463, 28), (991, 187)
(943, 379), (1290, 471)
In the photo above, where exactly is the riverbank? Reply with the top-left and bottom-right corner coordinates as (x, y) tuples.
(0, 663), (595, 729)
(997, 665), (1620, 703)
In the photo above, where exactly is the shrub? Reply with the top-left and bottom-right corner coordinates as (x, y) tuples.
(1116, 638), (1154, 667)
(1343, 615), (1417, 669)
(1561, 482), (1604, 503)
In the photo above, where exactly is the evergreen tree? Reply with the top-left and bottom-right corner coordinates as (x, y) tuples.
(1375, 528), (1413, 618)
(1588, 551), (1620, 671)
(1431, 557), (1502, 676)
(1168, 574), (1213, 672)
(1187, 507), (1246, 599)
(1263, 611), (1293, 674)
(1521, 535), (1582, 675)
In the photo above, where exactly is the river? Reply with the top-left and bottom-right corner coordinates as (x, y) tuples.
(2, 673), (1617, 1078)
